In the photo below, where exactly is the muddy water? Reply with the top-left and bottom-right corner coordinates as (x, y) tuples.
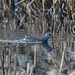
(0, 33), (75, 75)
(0, 25), (54, 75)
(0, 22), (75, 75)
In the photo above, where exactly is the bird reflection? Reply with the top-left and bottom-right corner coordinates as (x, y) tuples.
(24, 32), (55, 52)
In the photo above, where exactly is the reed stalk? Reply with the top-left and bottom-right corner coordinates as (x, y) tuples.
(33, 45), (37, 75)
(29, 65), (33, 75)
(6, 48), (9, 75)
(59, 42), (66, 74)
(14, 53), (17, 75)
(27, 63), (30, 75)
(0, 58), (2, 75)
(42, 0), (45, 13)
(42, 21), (45, 35)
(9, 49), (11, 64)
(3, 0), (6, 17)
(2, 46), (5, 75)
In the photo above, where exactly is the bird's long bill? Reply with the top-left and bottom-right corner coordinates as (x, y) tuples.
(51, 35), (56, 39)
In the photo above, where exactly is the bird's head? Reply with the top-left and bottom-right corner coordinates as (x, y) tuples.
(43, 32), (56, 41)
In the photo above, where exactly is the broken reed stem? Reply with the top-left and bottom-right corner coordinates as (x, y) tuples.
(8, 49), (11, 75)
(29, 65), (34, 75)
(74, 42), (75, 51)
(27, 63), (30, 75)
(14, 53), (17, 75)
(42, 0), (58, 20)
(9, 0), (11, 7)
(0, 58), (2, 75)
(6, 48), (9, 74)
(51, 14), (54, 33)
(42, 21), (45, 35)
(58, 0), (62, 6)
(0, 47), (2, 75)
(33, 45), (37, 74)
(15, 0), (25, 6)
(59, 42), (66, 74)
(61, 41), (63, 53)
(3, 0), (6, 13)
(9, 49), (11, 64)
(32, 15), (42, 22)
(27, 0), (34, 7)
(66, 22), (70, 35)
(8, 0), (12, 27)
(70, 36), (73, 49)
(17, 14), (25, 29)
(52, 0), (57, 33)
(53, 0), (56, 34)
(2, 46), (5, 75)
(3, 0), (6, 17)
(53, 0), (55, 14)
(42, 0), (45, 13)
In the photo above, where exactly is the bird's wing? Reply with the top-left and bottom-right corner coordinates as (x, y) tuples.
(25, 35), (43, 42)
(23, 35), (43, 46)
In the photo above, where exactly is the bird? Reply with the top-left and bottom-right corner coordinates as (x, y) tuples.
(24, 32), (55, 52)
